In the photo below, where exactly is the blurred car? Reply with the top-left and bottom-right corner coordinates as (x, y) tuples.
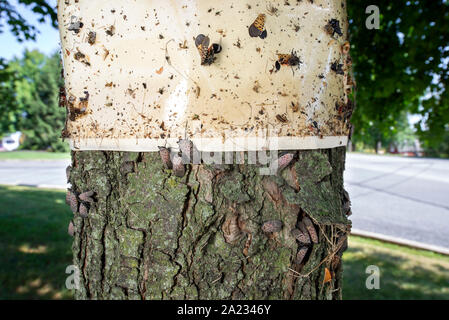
(0, 132), (22, 151)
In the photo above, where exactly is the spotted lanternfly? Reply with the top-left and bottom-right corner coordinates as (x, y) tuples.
(343, 189), (352, 215)
(79, 190), (95, 203)
(291, 228), (311, 244)
(343, 189), (350, 202)
(277, 50), (301, 67)
(291, 101), (300, 113)
(276, 152), (296, 172)
(87, 31), (96, 45)
(66, 191), (78, 213)
(74, 51), (90, 66)
(296, 246), (309, 265)
(68, 221), (75, 236)
(298, 221), (312, 242)
(106, 25), (115, 36)
(325, 19), (343, 37)
(262, 220), (282, 233)
(159, 146), (173, 169)
(243, 233), (252, 256)
(195, 34), (222, 66)
(59, 86), (67, 108)
(276, 114), (288, 123)
(79, 203), (89, 218)
(222, 214), (242, 244)
(331, 61), (344, 75)
(172, 154), (186, 178)
(178, 139), (200, 164)
(302, 217), (318, 243)
(66, 166), (71, 182)
(249, 14), (268, 39)
(337, 235), (349, 255)
(274, 50), (302, 74)
(68, 17), (83, 34)
(78, 90), (88, 102)
(178, 139), (192, 163)
(343, 201), (351, 216)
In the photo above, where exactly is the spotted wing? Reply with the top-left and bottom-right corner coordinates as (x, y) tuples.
(249, 14), (266, 37)
(195, 34), (210, 64)
(277, 54), (290, 65)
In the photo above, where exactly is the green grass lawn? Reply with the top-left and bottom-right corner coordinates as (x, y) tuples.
(343, 236), (449, 299)
(0, 185), (73, 299)
(0, 185), (448, 300)
(0, 151), (70, 161)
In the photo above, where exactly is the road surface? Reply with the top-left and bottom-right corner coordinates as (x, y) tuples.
(0, 160), (70, 189)
(345, 153), (449, 249)
(0, 154), (448, 249)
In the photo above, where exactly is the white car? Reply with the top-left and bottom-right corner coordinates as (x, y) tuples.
(1, 132), (22, 151)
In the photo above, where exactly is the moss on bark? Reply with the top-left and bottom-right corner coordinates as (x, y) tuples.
(67, 147), (350, 300)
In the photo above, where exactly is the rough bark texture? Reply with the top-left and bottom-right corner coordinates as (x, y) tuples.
(67, 147), (351, 300)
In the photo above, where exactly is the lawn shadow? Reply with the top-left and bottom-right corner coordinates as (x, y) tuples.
(343, 244), (449, 300)
(0, 186), (74, 299)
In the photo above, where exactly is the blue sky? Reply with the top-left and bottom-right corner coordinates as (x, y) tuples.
(0, 0), (60, 60)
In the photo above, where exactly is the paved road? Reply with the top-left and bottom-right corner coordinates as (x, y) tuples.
(0, 160), (70, 189)
(0, 154), (448, 249)
(345, 153), (449, 249)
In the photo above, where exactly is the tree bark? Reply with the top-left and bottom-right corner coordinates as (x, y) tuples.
(67, 147), (351, 300)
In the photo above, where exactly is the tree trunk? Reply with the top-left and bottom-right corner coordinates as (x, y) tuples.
(67, 147), (351, 300)
(375, 140), (382, 154)
(62, 0), (353, 300)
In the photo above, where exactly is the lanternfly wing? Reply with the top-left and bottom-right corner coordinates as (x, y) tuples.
(277, 54), (291, 65)
(249, 14), (267, 38)
(195, 34), (210, 65)
(249, 24), (261, 37)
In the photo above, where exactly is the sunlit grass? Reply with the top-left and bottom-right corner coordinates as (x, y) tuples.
(0, 151), (70, 161)
(343, 236), (449, 299)
(0, 185), (73, 300)
(1, 184), (448, 299)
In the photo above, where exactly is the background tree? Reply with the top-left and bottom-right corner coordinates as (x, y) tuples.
(6, 50), (68, 151)
(0, 63), (18, 134)
(0, 1), (66, 150)
(0, 0), (57, 76)
(2, 1), (448, 155)
(0, 0), (57, 42)
(348, 0), (449, 154)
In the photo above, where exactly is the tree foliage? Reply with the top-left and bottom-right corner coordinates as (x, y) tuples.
(0, 1), (448, 155)
(0, 0), (57, 80)
(0, 1), (67, 151)
(0, 0), (57, 42)
(348, 0), (449, 153)
(1, 50), (68, 151)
